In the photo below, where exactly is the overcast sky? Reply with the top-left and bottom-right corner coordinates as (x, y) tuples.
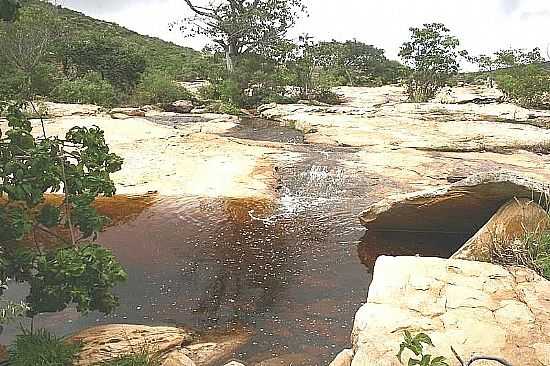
(54, 0), (549, 65)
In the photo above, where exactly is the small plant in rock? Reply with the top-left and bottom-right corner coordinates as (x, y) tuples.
(397, 331), (449, 366)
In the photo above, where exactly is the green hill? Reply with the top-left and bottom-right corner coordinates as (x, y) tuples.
(34, 0), (208, 80)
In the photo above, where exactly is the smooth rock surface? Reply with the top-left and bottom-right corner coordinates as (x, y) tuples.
(70, 324), (194, 366)
(349, 256), (550, 366)
(359, 171), (550, 234)
(329, 349), (353, 366)
(110, 107), (146, 117)
(162, 351), (197, 366)
(453, 198), (550, 260)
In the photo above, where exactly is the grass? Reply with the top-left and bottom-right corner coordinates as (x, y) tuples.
(99, 347), (163, 366)
(490, 228), (550, 280)
(9, 328), (81, 366)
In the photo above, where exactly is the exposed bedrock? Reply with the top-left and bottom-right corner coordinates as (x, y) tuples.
(359, 171), (550, 235)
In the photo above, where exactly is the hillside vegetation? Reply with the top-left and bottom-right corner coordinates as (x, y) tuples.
(0, 0), (211, 106)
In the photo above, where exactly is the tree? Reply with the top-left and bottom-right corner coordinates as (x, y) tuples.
(0, 5), (127, 325)
(312, 40), (407, 86)
(0, 101), (128, 317)
(399, 23), (460, 102)
(60, 34), (146, 92)
(0, 0), (19, 21)
(176, 0), (306, 73)
(494, 47), (544, 69)
(0, 2), (63, 99)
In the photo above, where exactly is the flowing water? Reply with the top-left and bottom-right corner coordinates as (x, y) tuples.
(0, 119), (469, 365)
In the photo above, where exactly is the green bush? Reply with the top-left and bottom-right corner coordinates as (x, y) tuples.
(133, 71), (194, 105)
(9, 328), (81, 366)
(30, 62), (65, 97)
(52, 71), (117, 106)
(496, 64), (550, 109)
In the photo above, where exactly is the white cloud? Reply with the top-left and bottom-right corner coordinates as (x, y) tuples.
(56, 0), (550, 65)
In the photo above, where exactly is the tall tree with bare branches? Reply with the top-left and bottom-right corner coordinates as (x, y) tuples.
(174, 0), (306, 73)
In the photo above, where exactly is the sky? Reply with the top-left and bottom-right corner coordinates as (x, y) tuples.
(53, 0), (550, 66)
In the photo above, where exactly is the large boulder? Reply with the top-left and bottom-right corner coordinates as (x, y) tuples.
(348, 256), (550, 366)
(70, 324), (252, 366)
(70, 324), (194, 366)
(165, 100), (194, 114)
(453, 198), (550, 261)
(359, 171), (550, 235)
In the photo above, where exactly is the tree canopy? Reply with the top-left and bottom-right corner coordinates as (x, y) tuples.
(399, 23), (460, 102)
(176, 0), (306, 72)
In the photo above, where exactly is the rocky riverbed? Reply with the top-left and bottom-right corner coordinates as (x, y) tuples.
(1, 85), (550, 365)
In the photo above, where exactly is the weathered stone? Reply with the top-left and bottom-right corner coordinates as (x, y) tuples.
(347, 256), (550, 366)
(26, 101), (101, 118)
(359, 171), (550, 234)
(329, 349), (353, 366)
(110, 108), (146, 117)
(70, 324), (194, 366)
(180, 330), (252, 366)
(110, 112), (132, 120)
(452, 198), (550, 261)
(162, 350), (196, 366)
(223, 361), (246, 366)
(165, 100), (194, 114)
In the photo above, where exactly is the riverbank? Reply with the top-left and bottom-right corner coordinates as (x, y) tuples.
(1, 84), (549, 365)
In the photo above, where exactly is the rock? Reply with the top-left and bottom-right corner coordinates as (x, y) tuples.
(180, 329), (252, 366)
(110, 108), (146, 117)
(165, 100), (194, 114)
(223, 361), (246, 366)
(70, 324), (194, 366)
(348, 256), (550, 366)
(257, 103), (277, 114)
(162, 350), (196, 366)
(110, 113), (132, 120)
(452, 198), (550, 261)
(0, 344), (7, 362)
(359, 171), (550, 235)
(26, 101), (101, 118)
(329, 349), (353, 366)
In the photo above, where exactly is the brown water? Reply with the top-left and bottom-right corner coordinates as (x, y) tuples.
(0, 120), (470, 365)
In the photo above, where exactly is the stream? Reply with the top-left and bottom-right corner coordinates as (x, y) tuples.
(0, 119), (468, 365)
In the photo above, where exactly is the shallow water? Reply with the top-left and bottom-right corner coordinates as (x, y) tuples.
(0, 120), (470, 365)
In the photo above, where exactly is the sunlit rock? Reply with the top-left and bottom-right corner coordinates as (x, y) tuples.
(347, 256), (550, 366)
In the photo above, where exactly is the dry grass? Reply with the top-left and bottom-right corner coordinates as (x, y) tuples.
(490, 230), (550, 280)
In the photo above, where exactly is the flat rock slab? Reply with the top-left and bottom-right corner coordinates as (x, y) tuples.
(349, 256), (550, 366)
(359, 171), (550, 234)
(70, 324), (194, 366)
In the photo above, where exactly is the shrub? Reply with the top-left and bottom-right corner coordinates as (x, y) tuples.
(133, 71), (194, 105)
(52, 71), (117, 106)
(496, 64), (550, 109)
(30, 62), (65, 97)
(490, 229), (550, 280)
(399, 23), (460, 102)
(101, 349), (162, 366)
(9, 328), (81, 366)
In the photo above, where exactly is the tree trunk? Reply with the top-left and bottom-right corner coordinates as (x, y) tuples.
(225, 42), (236, 74)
